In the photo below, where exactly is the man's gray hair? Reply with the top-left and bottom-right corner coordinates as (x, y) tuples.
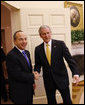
(38, 25), (51, 35)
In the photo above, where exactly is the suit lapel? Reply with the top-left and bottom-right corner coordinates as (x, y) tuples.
(51, 40), (58, 66)
(14, 47), (31, 69)
(40, 43), (50, 66)
(40, 41), (56, 67)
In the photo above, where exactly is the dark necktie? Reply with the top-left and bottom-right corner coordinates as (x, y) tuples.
(22, 51), (30, 67)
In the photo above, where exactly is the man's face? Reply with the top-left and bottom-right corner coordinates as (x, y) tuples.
(14, 32), (27, 50)
(40, 27), (51, 43)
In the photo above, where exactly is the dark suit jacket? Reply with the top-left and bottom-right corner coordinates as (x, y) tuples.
(34, 40), (79, 89)
(1, 48), (6, 76)
(1, 48), (8, 100)
(6, 47), (34, 104)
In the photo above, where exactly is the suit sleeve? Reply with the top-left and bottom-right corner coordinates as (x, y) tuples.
(6, 54), (34, 84)
(62, 41), (79, 76)
(34, 47), (42, 73)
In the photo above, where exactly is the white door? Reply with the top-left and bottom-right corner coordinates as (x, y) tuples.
(20, 8), (72, 104)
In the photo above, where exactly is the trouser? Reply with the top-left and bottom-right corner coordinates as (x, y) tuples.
(1, 75), (8, 101)
(45, 85), (72, 104)
(44, 74), (72, 104)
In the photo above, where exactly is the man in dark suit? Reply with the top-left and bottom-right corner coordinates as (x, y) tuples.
(6, 30), (39, 104)
(34, 25), (79, 104)
(1, 47), (8, 102)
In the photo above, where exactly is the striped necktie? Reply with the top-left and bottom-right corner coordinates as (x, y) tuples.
(22, 51), (30, 67)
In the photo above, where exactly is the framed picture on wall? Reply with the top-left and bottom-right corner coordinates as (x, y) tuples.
(64, 1), (84, 44)
(64, 1), (83, 31)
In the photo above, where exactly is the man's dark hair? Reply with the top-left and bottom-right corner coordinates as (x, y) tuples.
(13, 30), (23, 40)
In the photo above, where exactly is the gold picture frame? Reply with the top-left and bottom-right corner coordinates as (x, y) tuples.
(64, 1), (83, 30)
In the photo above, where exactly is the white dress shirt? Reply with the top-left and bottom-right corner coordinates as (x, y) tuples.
(44, 40), (52, 56)
(43, 40), (79, 82)
(15, 46), (24, 53)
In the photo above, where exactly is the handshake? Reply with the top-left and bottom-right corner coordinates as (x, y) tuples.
(33, 71), (40, 80)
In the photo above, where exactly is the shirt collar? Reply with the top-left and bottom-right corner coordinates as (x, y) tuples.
(44, 40), (52, 47)
(15, 46), (24, 53)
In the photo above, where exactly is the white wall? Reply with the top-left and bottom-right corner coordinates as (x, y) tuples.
(5, 1), (84, 9)
(5, 1), (84, 25)
(5, 1), (64, 9)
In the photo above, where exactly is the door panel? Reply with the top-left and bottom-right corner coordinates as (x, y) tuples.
(20, 8), (72, 104)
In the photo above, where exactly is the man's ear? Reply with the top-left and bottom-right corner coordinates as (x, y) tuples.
(14, 40), (17, 45)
